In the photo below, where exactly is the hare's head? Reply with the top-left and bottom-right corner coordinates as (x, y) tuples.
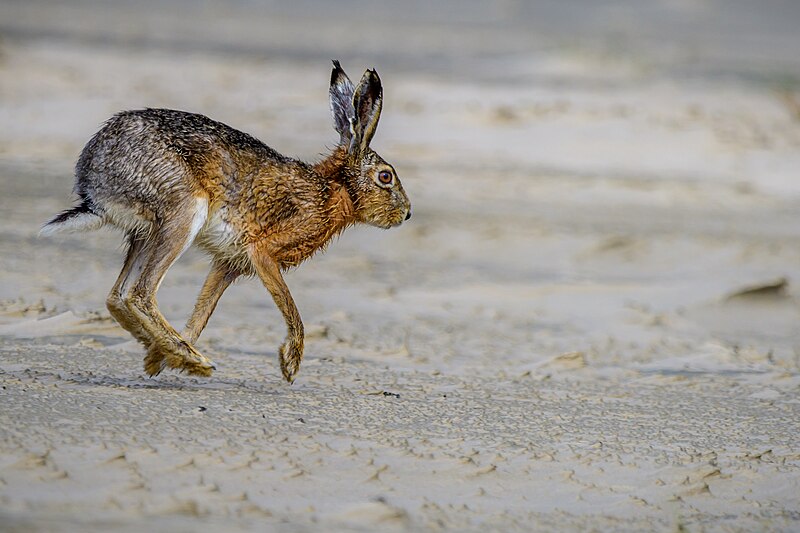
(329, 61), (411, 229)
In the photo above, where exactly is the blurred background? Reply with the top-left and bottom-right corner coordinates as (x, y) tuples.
(1, 0), (799, 375)
(3, 0), (800, 80)
(3, 4), (800, 529)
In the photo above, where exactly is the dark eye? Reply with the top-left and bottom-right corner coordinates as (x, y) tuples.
(378, 171), (393, 185)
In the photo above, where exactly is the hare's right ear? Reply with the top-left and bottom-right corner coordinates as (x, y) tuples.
(351, 68), (383, 156)
(329, 60), (355, 145)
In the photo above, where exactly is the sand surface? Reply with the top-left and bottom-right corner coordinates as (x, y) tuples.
(1, 1), (800, 531)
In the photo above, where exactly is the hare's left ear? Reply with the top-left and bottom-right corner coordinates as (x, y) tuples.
(329, 60), (355, 145)
(351, 68), (383, 155)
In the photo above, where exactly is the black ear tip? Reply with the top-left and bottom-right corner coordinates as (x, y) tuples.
(331, 60), (346, 85)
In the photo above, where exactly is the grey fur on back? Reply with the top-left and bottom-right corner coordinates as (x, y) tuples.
(61, 109), (287, 233)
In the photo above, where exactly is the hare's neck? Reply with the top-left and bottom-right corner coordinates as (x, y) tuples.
(314, 148), (358, 238)
(313, 145), (349, 179)
(325, 184), (356, 228)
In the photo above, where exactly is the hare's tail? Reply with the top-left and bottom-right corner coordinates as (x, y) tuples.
(40, 197), (103, 236)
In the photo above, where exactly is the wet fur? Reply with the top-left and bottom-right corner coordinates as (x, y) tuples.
(42, 62), (410, 383)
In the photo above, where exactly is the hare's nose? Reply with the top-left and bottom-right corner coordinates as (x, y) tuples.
(405, 210), (412, 221)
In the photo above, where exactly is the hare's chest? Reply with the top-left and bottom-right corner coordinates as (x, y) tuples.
(196, 208), (247, 262)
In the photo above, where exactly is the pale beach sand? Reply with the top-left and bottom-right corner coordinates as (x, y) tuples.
(1, 1), (799, 531)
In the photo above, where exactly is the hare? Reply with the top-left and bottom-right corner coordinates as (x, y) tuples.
(41, 61), (411, 383)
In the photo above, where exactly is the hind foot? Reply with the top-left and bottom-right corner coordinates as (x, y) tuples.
(143, 338), (216, 377)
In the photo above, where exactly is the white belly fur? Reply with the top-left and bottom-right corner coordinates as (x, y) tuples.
(196, 205), (247, 264)
(101, 196), (248, 268)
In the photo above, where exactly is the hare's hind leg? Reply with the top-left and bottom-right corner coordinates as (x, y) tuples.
(106, 234), (151, 348)
(122, 200), (217, 377)
(182, 260), (240, 344)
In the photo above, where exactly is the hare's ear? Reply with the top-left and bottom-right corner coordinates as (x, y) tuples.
(351, 68), (383, 155)
(329, 60), (355, 145)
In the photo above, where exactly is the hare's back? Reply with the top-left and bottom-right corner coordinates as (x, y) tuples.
(75, 109), (282, 225)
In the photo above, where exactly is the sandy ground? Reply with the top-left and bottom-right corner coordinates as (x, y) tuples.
(1, 1), (800, 531)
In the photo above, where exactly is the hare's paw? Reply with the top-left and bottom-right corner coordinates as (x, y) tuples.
(279, 338), (304, 384)
(150, 338), (216, 377)
(174, 340), (217, 377)
(143, 347), (168, 377)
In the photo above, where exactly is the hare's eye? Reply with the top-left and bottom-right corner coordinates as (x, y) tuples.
(377, 171), (393, 185)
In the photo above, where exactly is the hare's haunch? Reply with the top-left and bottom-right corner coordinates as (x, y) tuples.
(42, 61), (411, 383)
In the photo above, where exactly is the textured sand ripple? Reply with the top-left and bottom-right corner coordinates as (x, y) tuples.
(1, 341), (799, 531)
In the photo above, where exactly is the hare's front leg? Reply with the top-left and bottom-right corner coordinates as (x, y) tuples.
(182, 260), (240, 344)
(249, 245), (304, 383)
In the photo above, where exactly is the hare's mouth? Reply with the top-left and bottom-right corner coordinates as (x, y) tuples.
(390, 209), (411, 228)
(367, 216), (405, 229)
(362, 203), (409, 229)
(372, 221), (399, 229)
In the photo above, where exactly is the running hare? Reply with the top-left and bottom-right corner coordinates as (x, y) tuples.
(42, 61), (411, 383)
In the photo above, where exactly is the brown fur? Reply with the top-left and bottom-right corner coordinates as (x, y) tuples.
(42, 62), (410, 383)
